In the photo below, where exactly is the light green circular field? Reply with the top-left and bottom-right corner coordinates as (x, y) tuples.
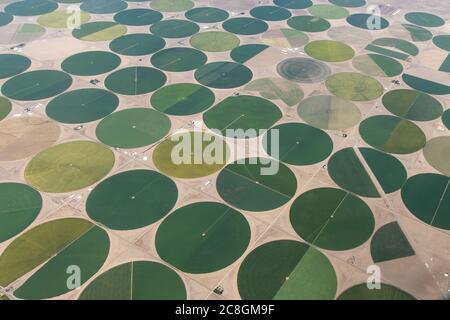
(38, 10), (90, 28)
(153, 131), (229, 179)
(298, 95), (361, 130)
(305, 40), (354, 62)
(151, 0), (194, 12)
(326, 72), (384, 101)
(190, 31), (240, 52)
(308, 4), (349, 19)
(25, 141), (115, 193)
(424, 137), (450, 177)
(244, 78), (304, 107)
(96, 108), (171, 149)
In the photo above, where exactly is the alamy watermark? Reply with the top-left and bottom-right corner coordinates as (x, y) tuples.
(366, 5), (383, 30)
(170, 128), (280, 176)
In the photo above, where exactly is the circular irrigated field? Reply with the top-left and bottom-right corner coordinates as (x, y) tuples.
(290, 188), (374, 250)
(277, 58), (331, 83)
(2, 70), (73, 101)
(326, 72), (384, 101)
(298, 95), (361, 130)
(0, 182), (42, 243)
(79, 261), (186, 300)
(216, 158), (297, 212)
(238, 240), (337, 300)
(195, 62), (253, 89)
(86, 170), (178, 230)
(25, 141), (115, 193)
(105, 67), (166, 95)
(156, 202), (250, 273)
(263, 123), (333, 166)
(61, 51), (121, 76)
(46, 89), (119, 124)
(96, 108), (171, 149)
(0, 218), (109, 299)
(328, 147), (407, 198)
(151, 83), (215, 116)
(402, 174), (450, 230)
(0, 117), (60, 161)
(382, 89), (443, 121)
(203, 95), (282, 137)
(359, 115), (426, 154)
(152, 131), (229, 179)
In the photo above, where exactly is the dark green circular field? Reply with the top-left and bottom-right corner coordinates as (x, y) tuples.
(114, 8), (163, 26)
(105, 67), (166, 95)
(402, 174), (450, 230)
(216, 158), (297, 212)
(151, 47), (207, 72)
(61, 51), (121, 76)
(0, 183), (42, 243)
(0, 54), (31, 79)
(290, 188), (375, 250)
(0, 12), (13, 27)
(151, 83), (215, 116)
(238, 240), (337, 300)
(424, 137), (450, 177)
(263, 123), (333, 166)
(79, 261), (186, 300)
(352, 54), (403, 77)
(5, 0), (58, 16)
(305, 40), (354, 62)
(156, 202), (250, 274)
(328, 147), (407, 198)
(46, 88), (119, 124)
(203, 95), (282, 137)
(274, 0), (312, 9)
(338, 283), (415, 300)
(86, 170), (178, 230)
(2, 70), (73, 101)
(405, 12), (445, 28)
(250, 6), (292, 21)
(80, 0), (127, 14)
(110, 34), (165, 56)
(96, 108), (171, 149)
(195, 62), (253, 89)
